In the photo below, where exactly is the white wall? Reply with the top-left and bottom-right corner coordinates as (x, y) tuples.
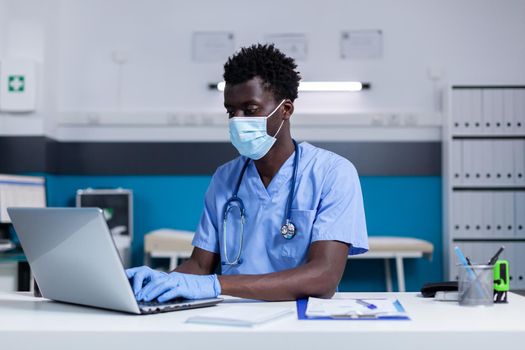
(1, 0), (525, 140)
(0, 0), (7, 58)
(0, 0), (59, 135)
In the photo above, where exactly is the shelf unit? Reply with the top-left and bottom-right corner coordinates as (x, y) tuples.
(443, 86), (525, 289)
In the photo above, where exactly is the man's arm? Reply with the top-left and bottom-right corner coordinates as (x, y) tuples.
(219, 240), (348, 301)
(174, 247), (220, 275)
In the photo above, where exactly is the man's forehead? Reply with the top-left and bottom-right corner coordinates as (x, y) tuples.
(224, 77), (274, 105)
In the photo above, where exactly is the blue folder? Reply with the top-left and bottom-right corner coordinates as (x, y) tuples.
(296, 298), (410, 320)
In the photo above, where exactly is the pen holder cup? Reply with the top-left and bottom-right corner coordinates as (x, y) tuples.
(458, 264), (494, 307)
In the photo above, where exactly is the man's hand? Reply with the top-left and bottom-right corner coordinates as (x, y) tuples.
(125, 266), (167, 296)
(136, 271), (221, 302)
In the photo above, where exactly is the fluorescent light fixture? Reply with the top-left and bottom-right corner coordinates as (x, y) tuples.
(299, 81), (366, 92)
(209, 81), (370, 92)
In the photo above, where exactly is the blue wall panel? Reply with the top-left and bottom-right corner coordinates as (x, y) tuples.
(43, 174), (442, 292)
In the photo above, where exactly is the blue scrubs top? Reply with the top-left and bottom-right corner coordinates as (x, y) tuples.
(193, 142), (368, 275)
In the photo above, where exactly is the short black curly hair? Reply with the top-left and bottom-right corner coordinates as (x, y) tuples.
(223, 43), (301, 101)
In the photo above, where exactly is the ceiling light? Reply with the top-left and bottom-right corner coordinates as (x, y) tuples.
(209, 81), (370, 92)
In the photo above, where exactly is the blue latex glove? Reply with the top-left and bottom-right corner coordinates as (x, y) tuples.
(136, 271), (221, 302)
(126, 266), (167, 296)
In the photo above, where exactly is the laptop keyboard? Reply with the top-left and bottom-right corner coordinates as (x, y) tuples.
(139, 298), (184, 307)
(138, 298), (192, 314)
(138, 298), (222, 315)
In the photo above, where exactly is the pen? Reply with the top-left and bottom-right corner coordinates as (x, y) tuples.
(356, 299), (377, 310)
(454, 246), (471, 267)
(487, 246), (505, 265)
(454, 246), (490, 300)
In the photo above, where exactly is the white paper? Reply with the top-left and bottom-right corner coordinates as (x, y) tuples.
(305, 297), (404, 318)
(186, 305), (293, 327)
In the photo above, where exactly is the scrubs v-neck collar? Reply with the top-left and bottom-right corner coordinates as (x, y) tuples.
(245, 146), (297, 202)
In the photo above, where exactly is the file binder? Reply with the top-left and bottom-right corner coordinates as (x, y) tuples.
(492, 192), (505, 237)
(469, 89), (483, 134)
(515, 192), (525, 238)
(512, 243), (525, 289)
(471, 192), (483, 236)
(462, 141), (474, 184)
(296, 298), (409, 321)
(515, 89), (525, 134)
(503, 141), (515, 186)
(493, 89), (505, 134)
(480, 192), (493, 237)
(502, 192), (515, 237)
(480, 141), (493, 186)
(452, 192), (463, 236)
(472, 140), (484, 185)
(514, 141), (525, 186)
(452, 89), (467, 134)
(492, 141), (505, 185)
(482, 89), (493, 134)
(463, 192), (474, 236)
(503, 89), (515, 135)
(451, 140), (463, 185)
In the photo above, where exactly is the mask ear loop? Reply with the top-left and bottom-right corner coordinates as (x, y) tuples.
(267, 99), (287, 138)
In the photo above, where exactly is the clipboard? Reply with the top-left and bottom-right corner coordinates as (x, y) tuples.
(296, 298), (410, 320)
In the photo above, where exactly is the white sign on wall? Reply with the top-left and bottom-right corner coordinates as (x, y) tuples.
(0, 60), (37, 112)
(265, 34), (308, 61)
(192, 32), (235, 63)
(340, 30), (383, 60)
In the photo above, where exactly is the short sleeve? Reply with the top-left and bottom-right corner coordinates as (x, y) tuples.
(192, 173), (220, 254)
(311, 159), (369, 255)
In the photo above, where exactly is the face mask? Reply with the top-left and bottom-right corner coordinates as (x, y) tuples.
(229, 99), (286, 160)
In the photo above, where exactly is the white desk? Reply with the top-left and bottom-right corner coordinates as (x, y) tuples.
(144, 231), (434, 292)
(0, 292), (524, 350)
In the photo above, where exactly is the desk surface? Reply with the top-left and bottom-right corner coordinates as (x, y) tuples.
(1, 292), (524, 350)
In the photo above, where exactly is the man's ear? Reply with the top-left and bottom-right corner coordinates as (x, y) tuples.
(282, 100), (294, 120)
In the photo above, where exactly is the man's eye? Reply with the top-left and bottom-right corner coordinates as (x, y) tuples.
(244, 108), (258, 116)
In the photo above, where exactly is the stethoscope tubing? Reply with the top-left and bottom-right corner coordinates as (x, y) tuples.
(222, 140), (299, 266)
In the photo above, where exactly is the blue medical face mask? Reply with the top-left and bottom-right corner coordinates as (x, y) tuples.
(229, 99), (286, 160)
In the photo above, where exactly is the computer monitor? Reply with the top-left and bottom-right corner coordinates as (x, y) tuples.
(76, 188), (133, 267)
(0, 174), (46, 241)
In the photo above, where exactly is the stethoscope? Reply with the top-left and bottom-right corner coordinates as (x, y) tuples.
(221, 139), (299, 266)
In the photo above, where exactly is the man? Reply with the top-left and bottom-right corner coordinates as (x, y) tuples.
(127, 44), (368, 302)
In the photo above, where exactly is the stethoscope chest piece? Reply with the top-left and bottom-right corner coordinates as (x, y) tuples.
(281, 220), (296, 240)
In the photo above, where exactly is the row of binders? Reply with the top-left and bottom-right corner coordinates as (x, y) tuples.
(451, 191), (524, 238)
(453, 241), (525, 289)
(451, 88), (525, 135)
(451, 139), (525, 186)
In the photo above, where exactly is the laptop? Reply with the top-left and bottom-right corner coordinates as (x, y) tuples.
(8, 207), (222, 314)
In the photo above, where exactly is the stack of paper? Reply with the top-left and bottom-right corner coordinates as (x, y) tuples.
(186, 305), (293, 327)
(305, 297), (407, 319)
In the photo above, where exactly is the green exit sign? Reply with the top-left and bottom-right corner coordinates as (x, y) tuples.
(8, 75), (25, 92)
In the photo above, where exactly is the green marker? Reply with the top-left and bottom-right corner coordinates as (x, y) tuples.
(493, 260), (509, 303)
